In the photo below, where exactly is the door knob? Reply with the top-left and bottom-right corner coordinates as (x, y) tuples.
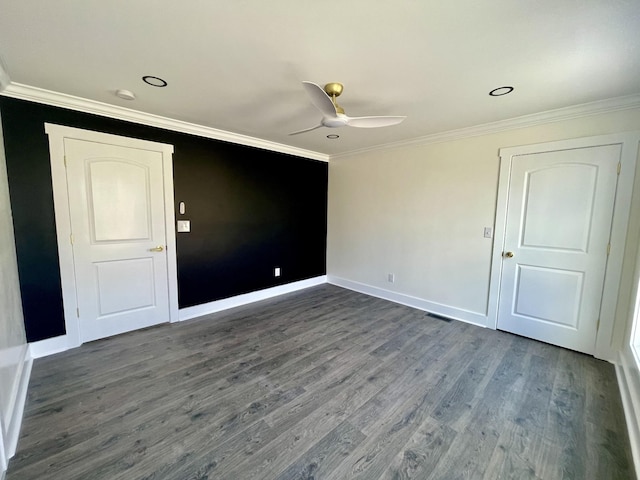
(149, 245), (165, 252)
(503, 251), (514, 258)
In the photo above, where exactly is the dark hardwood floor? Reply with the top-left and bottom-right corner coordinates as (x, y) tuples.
(7, 285), (633, 479)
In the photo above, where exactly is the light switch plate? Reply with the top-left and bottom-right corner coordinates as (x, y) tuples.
(177, 220), (191, 232)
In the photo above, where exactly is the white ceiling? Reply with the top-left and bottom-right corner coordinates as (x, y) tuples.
(0, 1), (639, 157)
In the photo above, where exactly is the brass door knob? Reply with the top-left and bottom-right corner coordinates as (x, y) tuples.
(503, 251), (514, 258)
(149, 245), (165, 252)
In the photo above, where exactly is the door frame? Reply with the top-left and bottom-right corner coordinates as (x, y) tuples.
(487, 131), (640, 360)
(46, 123), (179, 349)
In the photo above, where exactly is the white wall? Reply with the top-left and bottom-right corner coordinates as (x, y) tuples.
(327, 107), (640, 342)
(327, 112), (640, 478)
(0, 111), (29, 474)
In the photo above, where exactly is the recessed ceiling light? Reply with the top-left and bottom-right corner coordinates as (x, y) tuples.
(142, 75), (168, 87)
(489, 86), (514, 96)
(327, 134), (340, 139)
(115, 89), (136, 100)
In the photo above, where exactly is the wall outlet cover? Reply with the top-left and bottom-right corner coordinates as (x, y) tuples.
(177, 220), (191, 232)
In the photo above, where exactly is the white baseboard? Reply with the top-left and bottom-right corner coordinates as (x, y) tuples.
(29, 277), (329, 356)
(1, 344), (32, 476)
(178, 276), (328, 321)
(616, 349), (640, 479)
(0, 437), (5, 480)
(29, 334), (72, 359)
(1, 443), (5, 480)
(327, 275), (488, 328)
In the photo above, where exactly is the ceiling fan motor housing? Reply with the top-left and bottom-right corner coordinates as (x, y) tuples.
(322, 115), (348, 128)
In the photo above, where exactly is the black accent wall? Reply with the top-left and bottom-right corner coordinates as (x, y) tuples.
(0, 97), (328, 342)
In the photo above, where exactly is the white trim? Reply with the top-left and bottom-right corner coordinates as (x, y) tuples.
(0, 82), (640, 162)
(486, 147), (511, 330)
(0, 58), (9, 93)
(27, 277), (328, 354)
(162, 147), (179, 324)
(488, 132), (640, 360)
(327, 275), (487, 328)
(625, 205), (640, 371)
(28, 334), (72, 359)
(0, 344), (32, 472)
(617, 349), (640, 479)
(44, 124), (179, 349)
(179, 276), (327, 321)
(0, 345), (25, 427)
(1, 433), (5, 480)
(1, 83), (330, 163)
(4, 82), (638, 163)
(47, 125), (83, 349)
(331, 94), (640, 159)
(598, 133), (640, 360)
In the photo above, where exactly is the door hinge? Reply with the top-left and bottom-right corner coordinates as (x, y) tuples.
(607, 243), (611, 255)
(76, 308), (80, 318)
(64, 155), (67, 167)
(70, 234), (74, 245)
(596, 318), (600, 331)
(617, 161), (621, 175)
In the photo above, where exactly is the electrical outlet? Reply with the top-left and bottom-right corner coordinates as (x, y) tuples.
(177, 220), (191, 232)
(274, 267), (281, 277)
(387, 273), (395, 283)
(483, 227), (493, 238)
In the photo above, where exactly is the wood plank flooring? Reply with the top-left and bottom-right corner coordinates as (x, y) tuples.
(6, 285), (633, 479)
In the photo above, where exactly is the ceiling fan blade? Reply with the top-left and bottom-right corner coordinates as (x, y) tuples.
(302, 81), (338, 118)
(345, 116), (406, 128)
(288, 124), (324, 136)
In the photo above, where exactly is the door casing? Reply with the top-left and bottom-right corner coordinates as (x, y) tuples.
(46, 123), (179, 349)
(488, 131), (640, 360)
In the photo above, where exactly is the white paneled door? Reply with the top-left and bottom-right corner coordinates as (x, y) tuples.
(497, 144), (621, 354)
(63, 137), (172, 343)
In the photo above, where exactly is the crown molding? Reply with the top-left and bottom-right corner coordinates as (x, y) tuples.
(331, 93), (640, 159)
(3, 80), (639, 163)
(0, 82), (330, 162)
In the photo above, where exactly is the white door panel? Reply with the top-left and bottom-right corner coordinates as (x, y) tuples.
(65, 138), (170, 343)
(88, 160), (152, 242)
(520, 164), (598, 251)
(514, 265), (583, 328)
(497, 144), (620, 354)
(94, 258), (155, 315)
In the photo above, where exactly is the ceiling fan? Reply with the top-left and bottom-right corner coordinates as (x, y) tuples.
(290, 81), (406, 135)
